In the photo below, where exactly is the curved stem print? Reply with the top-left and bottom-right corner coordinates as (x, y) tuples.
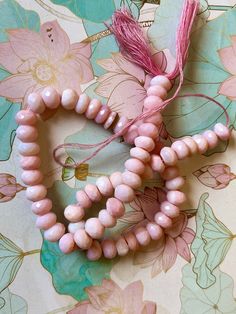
(22, 249), (41, 256)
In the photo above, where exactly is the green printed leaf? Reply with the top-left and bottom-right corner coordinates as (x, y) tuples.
(0, 288), (27, 314)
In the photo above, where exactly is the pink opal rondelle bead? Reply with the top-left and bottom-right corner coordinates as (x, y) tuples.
(59, 233), (75, 254)
(146, 222), (163, 240)
(182, 137), (198, 155)
(171, 140), (190, 160)
(16, 125), (38, 142)
(122, 171), (142, 189)
(98, 209), (116, 228)
(102, 239), (117, 259)
(64, 204), (84, 222)
(87, 240), (102, 261)
(144, 112), (163, 126)
(113, 116), (129, 133)
(134, 136), (155, 152)
(15, 110), (37, 125)
(203, 130), (218, 149)
(75, 93), (90, 114)
(150, 75), (172, 90)
(106, 197), (125, 218)
(150, 154), (165, 173)
(20, 156), (41, 170)
(160, 201), (180, 218)
(143, 95), (163, 111)
(214, 123), (231, 141)
(31, 198), (52, 215)
(36, 212), (57, 230)
(130, 147), (150, 163)
(161, 166), (179, 180)
(167, 190), (186, 206)
(116, 236), (129, 256)
(123, 125), (139, 144)
(26, 184), (47, 202)
(74, 229), (92, 249)
(124, 232), (139, 251)
(76, 190), (92, 209)
(125, 158), (145, 175)
(85, 218), (105, 239)
(44, 223), (65, 242)
(85, 99), (102, 119)
(154, 212), (172, 228)
(142, 164), (154, 180)
(96, 176), (113, 197)
(192, 134), (209, 153)
(138, 123), (159, 139)
(165, 176), (185, 190)
(110, 171), (123, 188)
(147, 85), (168, 99)
(95, 105), (111, 124)
(18, 142), (40, 156)
(41, 87), (60, 109)
(104, 112), (117, 129)
(84, 184), (102, 203)
(135, 227), (151, 246)
(114, 184), (135, 203)
(21, 170), (43, 185)
(160, 147), (178, 166)
(27, 93), (46, 114)
(61, 89), (78, 110)
(68, 221), (85, 234)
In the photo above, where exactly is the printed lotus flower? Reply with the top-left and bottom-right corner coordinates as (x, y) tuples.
(193, 163), (236, 189)
(134, 213), (195, 277)
(0, 20), (93, 106)
(218, 36), (236, 99)
(120, 187), (166, 231)
(68, 279), (156, 314)
(96, 52), (167, 119)
(0, 173), (24, 202)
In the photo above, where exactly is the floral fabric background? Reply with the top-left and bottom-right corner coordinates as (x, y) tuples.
(0, 0), (236, 313)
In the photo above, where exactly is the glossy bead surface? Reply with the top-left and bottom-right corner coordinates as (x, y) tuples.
(154, 212), (172, 228)
(167, 190), (186, 205)
(44, 223), (65, 242)
(114, 184), (135, 203)
(143, 95), (163, 111)
(85, 99), (102, 119)
(102, 239), (117, 259)
(165, 176), (185, 190)
(59, 233), (75, 254)
(150, 75), (172, 90)
(160, 201), (180, 218)
(64, 204), (84, 222)
(31, 198), (52, 215)
(125, 158), (145, 175)
(134, 136), (155, 152)
(144, 112), (163, 126)
(87, 240), (102, 261)
(203, 130), (218, 149)
(214, 123), (231, 141)
(95, 105), (110, 124)
(106, 197), (125, 218)
(61, 89), (78, 110)
(150, 154), (165, 173)
(75, 93), (90, 114)
(84, 184), (102, 202)
(192, 134), (209, 153)
(147, 85), (168, 99)
(27, 93), (46, 114)
(123, 125), (139, 144)
(113, 116), (129, 133)
(161, 166), (179, 180)
(135, 227), (151, 246)
(98, 209), (116, 228)
(21, 170), (43, 185)
(15, 110), (37, 125)
(104, 112), (117, 129)
(16, 125), (38, 142)
(124, 232), (139, 251)
(36, 212), (57, 230)
(122, 171), (142, 189)
(74, 229), (92, 249)
(20, 156), (41, 170)
(160, 147), (178, 166)
(182, 137), (198, 155)
(76, 190), (92, 209)
(130, 147), (150, 163)
(85, 218), (105, 239)
(171, 140), (190, 160)
(110, 171), (123, 188)
(96, 176), (113, 197)
(138, 123), (159, 139)
(26, 185), (47, 202)
(18, 142), (40, 156)
(41, 87), (60, 109)
(146, 223), (163, 240)
(68, 221), (85, 234)
(116, 236), (129, 256)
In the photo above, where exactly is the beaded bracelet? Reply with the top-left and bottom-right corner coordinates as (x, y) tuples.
(15, 74), (231, 260)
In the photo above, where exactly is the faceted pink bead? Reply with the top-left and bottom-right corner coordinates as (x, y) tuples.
(142, 165), (154, 180)
(110, 171), (123, 188)
(171, 140), (190, 160)
(27, 93), (46, 114)
(41, 87), (60, 109)
(138, 123), (159, 139)
(61, 89), (78, 110)
(165, 176), (185, 190)
(122, 171), (142, 189)
(160, 147), (178, 166)
(68, 221), (85, 234)
(20, 156), (41, 170)
(87, 240), (102, 261)
(76, 190), (92, 209)
(21, 170), (43, 185)
(95, 105), (111, 124)
(160, 201), (180, 218)
(15, 110), (37, 125)
(130, 147), (150, 163)
(113, 116), (129, 133)
(16, 125), (38, 142)
(203, 130), (218, 149)
(167, 190), (186, 205)
(123, 125), (139, 144)
(154, 212), (172, 228)
(106, 197), (125, 218)
(85, 99), (102, 119)
(143, 95), (163, 111)
(84, 184), (102, 202)
(182, 137), (198, 155)
(98, 209), (116, 228)
(102, 239), (117, 259)
(134, 136), (155, 152)
(214, 123), (231, 141)
(44, 223), (65, 242)
(150, 154), (165, 173)
(74, 229), (92, 249)
(146, 222), (163, 240)
(85, 217), (105, 239)
(150, 75), (172, 90)
(75, 93), (90, 114)
(36, 212), (57, 230)
(124, 232), (139, 251)
(104, 112), (117, 129)
(26, 184), (47, 202)
(96, 176), (113, 197)
(125, 158), (145, 175)
(144, 112), (163, 126)
(161, 166), (179, 180)
(135, 227), (151, 246)
(116, 236), (129, 256)
(59, 233), (75, 254)
(64, 204), (84, 222)
(18, 142), (40, 156)
(114, 184), (135, 203)
(192, 134), (209, 153)
(147, 85), (168, 99)
(31, 198), (52, 215)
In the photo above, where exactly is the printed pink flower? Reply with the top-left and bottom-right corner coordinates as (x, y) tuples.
(0, 173), (24, 202)
(96, 52), (167, 119)
(133, 213), (195, 277)
(120, 187), (166, 231)
(68, 279), (156, 314)
(0, 20), (93, 106)
(218, 36), (236, 99)
(193, 163), (236, 189)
